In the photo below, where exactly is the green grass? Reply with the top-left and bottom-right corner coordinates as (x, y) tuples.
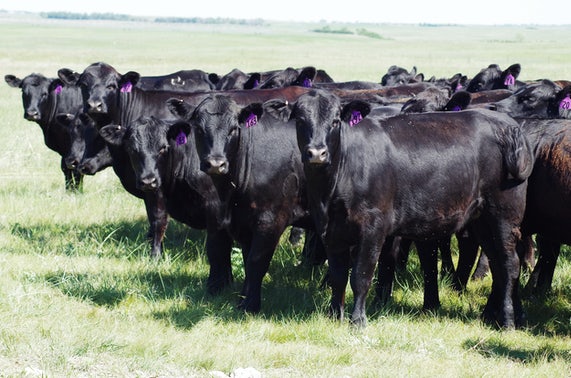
(1, 13), (571, 376)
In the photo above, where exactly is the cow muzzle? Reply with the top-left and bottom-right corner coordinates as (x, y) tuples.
(205, 157), (229, 175)
(87, 100), (104, 113)
(138, 175), (159, 191)
(305, 147), (329, 165)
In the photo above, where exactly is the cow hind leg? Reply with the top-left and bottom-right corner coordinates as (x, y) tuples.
(374, 236), (400, 308)
(525, 235), (560, 297)
(416, 240), (440, 310)
(452, 230), (480, 291)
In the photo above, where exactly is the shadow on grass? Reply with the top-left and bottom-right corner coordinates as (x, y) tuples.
(462, 336), (571, 364)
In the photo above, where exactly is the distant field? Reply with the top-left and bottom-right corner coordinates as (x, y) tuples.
(0, 13), (570, 377)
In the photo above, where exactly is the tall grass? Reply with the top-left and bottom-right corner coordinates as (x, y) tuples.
(0, 13), (570, 376)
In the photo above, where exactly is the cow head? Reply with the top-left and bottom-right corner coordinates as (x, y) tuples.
(56, 112), (111, 175)
(183, 95), (260, 176)
(381, 65), (422, 86)
(99, 117), (187, 191)
(466, 63), (521, 93)
(490, 80), (568, 118)
(292, 90), (371, 166)
(61, 62), (140, 117)
(5, 73), (57, 122)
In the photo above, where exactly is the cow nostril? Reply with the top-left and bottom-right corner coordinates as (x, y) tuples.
(206, 158), (229, 175)
(306, 147), (328, 164)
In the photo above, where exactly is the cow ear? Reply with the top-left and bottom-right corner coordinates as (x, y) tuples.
(410, 66), (417, 76)
(208, 73), (220, 86)
(4, 74), (22, 88)
(414, 73), (424, 82)
(341, 100), (371, 126)
(501, 63), (521, 87)
(120, 71), (140, 88)
(99, 124), (127, 146)
(167, 122), (191, 145)
(263, 99), (293, 122)
(167, 98), (194, 120)
(238, 103), (263, 127)
(294, 66), (316, 87)
(444, 91), (471, 111)
(57, 68), (80, 85)
(244, 73), (261, 89)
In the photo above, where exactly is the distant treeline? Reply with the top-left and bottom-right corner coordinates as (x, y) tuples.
(40, 12), (265, 25)
(312, 26), (386, 39)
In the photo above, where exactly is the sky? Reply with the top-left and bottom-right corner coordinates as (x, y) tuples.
(0, 0), (569, 25)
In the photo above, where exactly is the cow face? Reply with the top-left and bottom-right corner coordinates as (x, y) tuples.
(189, 95), (261, 176)
(5, 73), (54, 121)
(56, 112), (111, 175)
(466, 63), (521, 93)
(381, 65), (421, 86)
(292, 90), (343, 166)
(490, 80), (565, 118)
(100, 117), (183, 191)
(74, 62), (140, 117)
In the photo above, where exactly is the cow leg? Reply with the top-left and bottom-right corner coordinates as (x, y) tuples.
(374, 236), (399, 307)
(479, 219), (522, 329)
(143, 192), (169, 259)
(517, 235), (536, 273)
(396, 238), (413, 272)
(327, 245), (351, 322)
(416, 240), (440, 310)
(526, 234), (560, 296)
(350, 229), (386, 328)
(205, 229), (234, 295)
(452, 230), (480, 291)
(301, 229), (327, 266)
(237, 226), (284, 313)
(471, 251), (490, 280)
(438, 237), (455, 280)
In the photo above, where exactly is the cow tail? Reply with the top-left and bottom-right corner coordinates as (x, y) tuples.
(502, 125), (534, 182)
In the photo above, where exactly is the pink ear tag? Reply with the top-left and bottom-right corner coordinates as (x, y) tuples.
(455, 83), (463, 92)
(559, 94), (571, 110)
(504, 74), (515, 86)
(245, 113), (257, 128)
(120, 81), (133, 93)
(176, 130), (187, 146)
(54, 85), (63, 94)
(349, 110), (363, 127)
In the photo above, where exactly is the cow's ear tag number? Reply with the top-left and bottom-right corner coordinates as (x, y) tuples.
(176, 130), (187, 146)
(560, 94), (571, 110)
(504, 74), (515, 86)
(349, 111), (363, 127)
(120, 82), (133, 93)
(245, 113), (258, 128)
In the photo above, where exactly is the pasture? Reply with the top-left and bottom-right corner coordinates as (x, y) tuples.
(1, 12), (570, 376)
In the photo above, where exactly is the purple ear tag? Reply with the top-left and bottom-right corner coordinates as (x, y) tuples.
(245, 113), (258, 128)
(176, 130), (187, 146)
(559, 94), (571, 110)
(120, 81), (133, 93)
(54, 85), (63, 95)
(452, 105), (462, 111)
(303, 78), (313, 88)
(252, 79), (259, 88)
(454, 83), (463, 92)
(504, 74), (515, 86)
(349, 110), (363, 127)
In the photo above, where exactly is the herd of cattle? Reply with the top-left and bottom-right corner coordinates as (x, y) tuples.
(5, 61), (571, 329)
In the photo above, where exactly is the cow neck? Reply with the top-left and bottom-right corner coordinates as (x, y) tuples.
(229, 125), (254, 195)
(116, 89), (144, 127)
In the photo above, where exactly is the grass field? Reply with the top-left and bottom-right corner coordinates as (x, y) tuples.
(1, 12), (570, 377)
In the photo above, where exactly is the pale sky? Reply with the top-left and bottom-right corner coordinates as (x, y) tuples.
(0, 0), (568, 25)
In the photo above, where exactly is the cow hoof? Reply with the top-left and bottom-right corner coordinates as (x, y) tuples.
(206, 275), (233, 296)
(237, 297), (261, 314)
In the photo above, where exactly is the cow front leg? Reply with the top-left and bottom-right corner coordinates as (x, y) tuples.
(327, 246), (351, 322)
(416, 240), (440, 310)
(206, 229), (234, 295)
(144, 192), (169, 259)
(237, 227), (283, 313)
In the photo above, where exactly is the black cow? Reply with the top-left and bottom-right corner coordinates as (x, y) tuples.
(55, 112), (112, 176)
(516, 119), (571, 296)
(381, 65), (424, 86)
(490, 79), (571, 119)
(291, 89), (533, 328)
(465, 63), (523, 93)
(136, 69), (219, 92)
(5, 73), (84, 191)
(215, 68), (261, 90)
(170, 94), (324, 313)
(98, 116), (235, 294)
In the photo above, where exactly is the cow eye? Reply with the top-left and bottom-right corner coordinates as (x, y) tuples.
(106, 84), (116, 90)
